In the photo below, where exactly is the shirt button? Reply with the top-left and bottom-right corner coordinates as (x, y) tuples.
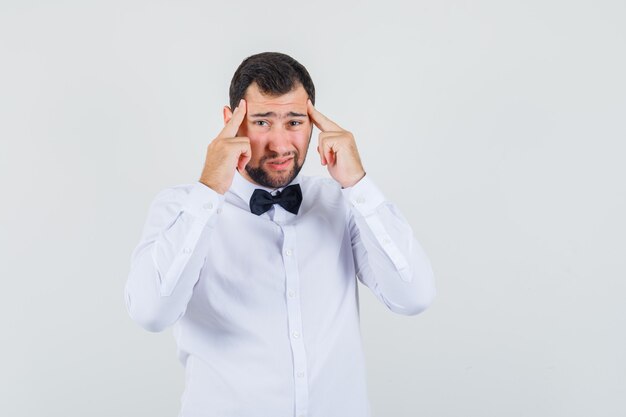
(292, 331), (300, 339)
(383, 238), (391, 244)
(297, 371), (304, 378)
(183, 248), (191, 254)
(356, 196), (366, 204)
(216, 207), (222, 214)
(285, 249), (293, 256)
(203, 202), (213, 210)
(288, 290), (296, 298)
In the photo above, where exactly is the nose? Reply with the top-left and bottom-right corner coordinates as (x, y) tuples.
(266, 126), (292, 155)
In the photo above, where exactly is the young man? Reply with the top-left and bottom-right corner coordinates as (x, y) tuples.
(125, 52), (435, 417)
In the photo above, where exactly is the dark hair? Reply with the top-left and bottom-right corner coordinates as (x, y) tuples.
(229, 52), (315, 110)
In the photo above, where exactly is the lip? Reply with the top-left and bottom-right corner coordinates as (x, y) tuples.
(266, 157), (294, 170)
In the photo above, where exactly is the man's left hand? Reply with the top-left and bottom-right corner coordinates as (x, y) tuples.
(307, 99), (366, 188)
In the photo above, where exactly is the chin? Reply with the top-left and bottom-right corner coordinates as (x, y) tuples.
(266, 172), (295, 188)
(245, 164), (301, 189)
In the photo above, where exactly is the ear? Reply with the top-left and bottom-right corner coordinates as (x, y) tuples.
(223, 105), (233, 125)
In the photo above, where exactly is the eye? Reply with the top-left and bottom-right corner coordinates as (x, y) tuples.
(289, 120), (303, 127)
(254, 120), (269, 127)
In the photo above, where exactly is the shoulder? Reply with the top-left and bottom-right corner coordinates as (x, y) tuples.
(147, 183), (207, 213)
(298, 175), (349, 214)
(299, 175), (341, 195)
(152, 183), (195, 202)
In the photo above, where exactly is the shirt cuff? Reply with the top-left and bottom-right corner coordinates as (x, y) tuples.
(340, 175), (386, 217)
(183, 182), (226, 220)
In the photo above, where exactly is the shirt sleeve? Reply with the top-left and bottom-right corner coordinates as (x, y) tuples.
(341, 175), (436, 316)
(124, 182), (225, 332)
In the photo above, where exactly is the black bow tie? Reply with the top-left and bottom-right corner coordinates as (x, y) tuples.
(249, 184), (302, 216)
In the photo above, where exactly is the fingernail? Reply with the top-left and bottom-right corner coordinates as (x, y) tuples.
(239, 99), (244, 107)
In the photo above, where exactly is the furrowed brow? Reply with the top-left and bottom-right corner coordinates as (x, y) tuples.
(249, 111), (276, 118)
(249, 111), (307, 119)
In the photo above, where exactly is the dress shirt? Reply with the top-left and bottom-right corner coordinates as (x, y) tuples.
(125, 170), (436, 417)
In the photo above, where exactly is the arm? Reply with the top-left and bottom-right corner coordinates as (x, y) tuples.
(126, 99), (250, 332)
(306, 100), (435, 315)
(342, 175), (436, 316)
(124, 183), (224, 332)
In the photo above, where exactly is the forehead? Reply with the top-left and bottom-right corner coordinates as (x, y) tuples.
(244, 82), (308, 116)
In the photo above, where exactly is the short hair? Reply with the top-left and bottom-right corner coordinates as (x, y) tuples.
(229, 52), (315, 110)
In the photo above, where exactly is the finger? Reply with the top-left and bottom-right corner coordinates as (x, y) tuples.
(221, 99), (247, 138)
(317, 144), (326, 166)
(307, 99), (342, 133)
(325, 145), (335, 166)
(319, 139), (335, 167)
(236, 141), (251, 172)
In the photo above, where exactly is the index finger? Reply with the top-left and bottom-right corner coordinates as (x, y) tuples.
(307, 99), (342, 132)
(220, 99), (247, 138)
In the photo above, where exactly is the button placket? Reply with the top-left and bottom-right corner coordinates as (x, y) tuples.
(281, 223), (309, 417)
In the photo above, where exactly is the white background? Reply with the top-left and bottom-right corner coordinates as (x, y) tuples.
(1, 1), (625, 416)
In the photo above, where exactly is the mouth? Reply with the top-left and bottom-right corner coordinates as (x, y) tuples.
(266, 157), (294, 171)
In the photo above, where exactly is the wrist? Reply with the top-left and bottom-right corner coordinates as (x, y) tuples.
(199, 178), (227, 195)
(340, 171), (366, 189)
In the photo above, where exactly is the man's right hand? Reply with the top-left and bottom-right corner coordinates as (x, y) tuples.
(199, 99), (251, 195)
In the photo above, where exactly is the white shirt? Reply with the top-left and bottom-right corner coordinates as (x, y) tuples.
(125, 170), (436, 417)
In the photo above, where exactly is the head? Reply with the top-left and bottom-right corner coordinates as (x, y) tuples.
(225, 52), (316, 189)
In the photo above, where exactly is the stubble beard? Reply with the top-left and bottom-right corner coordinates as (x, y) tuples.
(245, 151), (305, 189)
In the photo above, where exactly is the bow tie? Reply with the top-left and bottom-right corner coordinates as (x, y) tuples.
(249, 184), (303, 216)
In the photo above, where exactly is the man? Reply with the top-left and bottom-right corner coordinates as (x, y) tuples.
(125, 52), (435, 417)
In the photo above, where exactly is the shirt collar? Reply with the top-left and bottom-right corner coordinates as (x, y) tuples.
(229, 169), (302, 210)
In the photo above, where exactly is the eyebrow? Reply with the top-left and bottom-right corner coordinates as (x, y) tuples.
(249, 111), (308, 118)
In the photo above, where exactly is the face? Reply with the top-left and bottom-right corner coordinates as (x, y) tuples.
(226, 82), (313, 189)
